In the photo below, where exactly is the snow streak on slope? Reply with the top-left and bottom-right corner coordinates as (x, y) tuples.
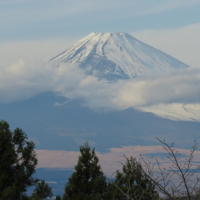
(139, 104), (200, 122)
(50, 32), (189, 80)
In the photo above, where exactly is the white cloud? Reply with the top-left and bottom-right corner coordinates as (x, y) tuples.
(0, 60), (84, 102)
(46, 181), (57, 184)
(36, 145), (200, 176)
(55, 67), (200, 122)
(0, 60), (200, 121)
(112, 69), (200, 108)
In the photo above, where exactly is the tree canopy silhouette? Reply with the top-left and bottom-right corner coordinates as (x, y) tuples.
(0, 120), (38, 200)
(63, 142), (109, 200)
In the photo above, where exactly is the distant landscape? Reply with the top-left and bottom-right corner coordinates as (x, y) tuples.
(1, 32), (200, 196)
(1, 1), (200, 199)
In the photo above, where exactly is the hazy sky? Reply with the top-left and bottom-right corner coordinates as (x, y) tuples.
(1, 0), (200, 67)
(1, 0), (200, 41)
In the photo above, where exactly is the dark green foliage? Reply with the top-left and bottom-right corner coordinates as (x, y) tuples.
(0, 185), (17, 200)
(63, 142), (108, 200)
(55, 195), (62, 200)
(0, 120), (38, 200)
(33, 180), (53, 200)
(109, 156), (159, 200)
(28, 193), (42, 200)
(20, 193), (30, 200)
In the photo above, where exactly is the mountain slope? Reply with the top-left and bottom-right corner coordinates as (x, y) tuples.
(50, 32), (189, 80)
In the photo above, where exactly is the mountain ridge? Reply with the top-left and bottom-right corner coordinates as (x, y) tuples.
(50, 32), (190, 81)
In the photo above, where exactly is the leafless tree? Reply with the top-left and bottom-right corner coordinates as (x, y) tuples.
(109, 156), (159, 200)
(111, 138), (200, 200)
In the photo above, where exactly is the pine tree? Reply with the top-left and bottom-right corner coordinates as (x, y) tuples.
(55, 195), (62, 200)
(33, 180), (53, 199)
(63, 142), (108, 200)
(0, 120), (38, 200)
(28, 193), (42, 200)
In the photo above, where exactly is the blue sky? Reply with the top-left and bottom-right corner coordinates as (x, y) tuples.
(1, 0), (200, 41)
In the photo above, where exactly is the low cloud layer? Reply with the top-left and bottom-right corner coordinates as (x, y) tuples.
(0, 60), (85, 102)
(112, 69), (200, 108)
(36, 145), (200, 176)
(0, 60), (200, 122)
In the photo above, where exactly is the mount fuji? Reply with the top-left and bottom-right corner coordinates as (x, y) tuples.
(1, 33), (199, 196)
(50, 32), (189, 80)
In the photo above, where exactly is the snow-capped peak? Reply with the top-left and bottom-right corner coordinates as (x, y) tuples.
(50, 32), (190, 80)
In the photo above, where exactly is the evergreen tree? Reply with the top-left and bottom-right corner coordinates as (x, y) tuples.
(0, 120), (38, 200)
(63, 142), (108, 200)
(109, 156), (159, 200)
(28, 193), (42, 200)
(33, 180), (53, 200)
(55, 196), (62, 200)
